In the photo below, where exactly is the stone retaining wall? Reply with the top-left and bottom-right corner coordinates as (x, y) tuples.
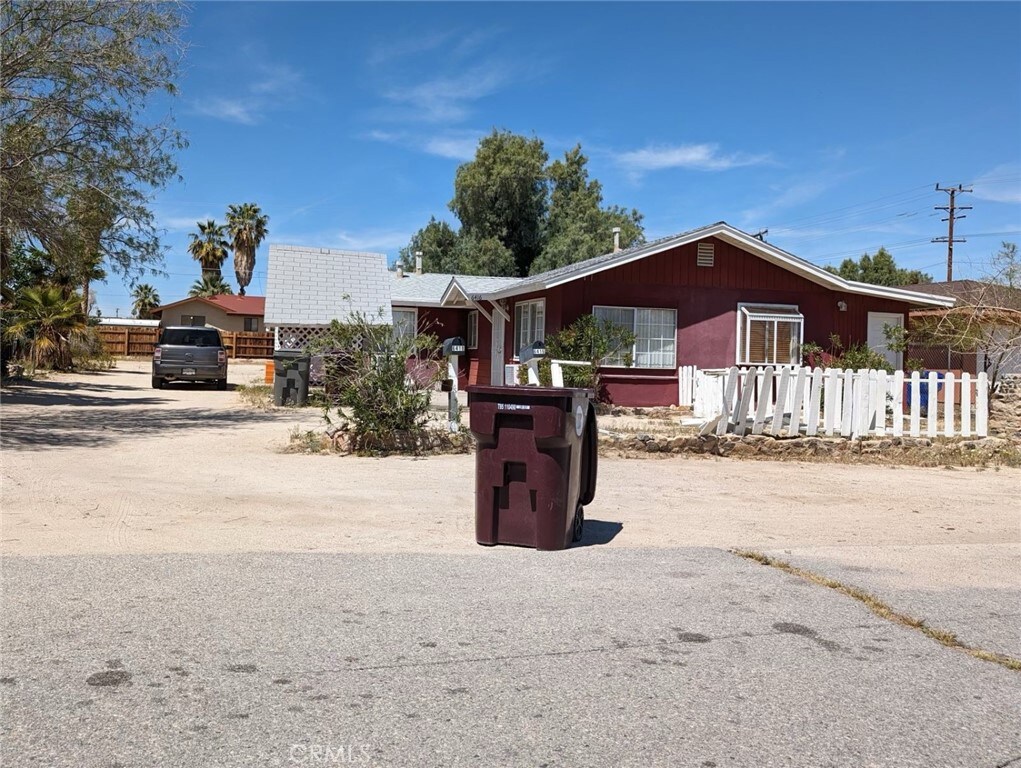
(599, 432), (1018, 466)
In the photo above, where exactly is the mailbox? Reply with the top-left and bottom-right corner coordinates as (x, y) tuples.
(519, 340), (546, 363)
(442, 337), (466, 357)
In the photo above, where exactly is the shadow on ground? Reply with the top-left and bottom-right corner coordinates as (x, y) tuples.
(2, 373), (299, 451)
(577, 520), (624, 547)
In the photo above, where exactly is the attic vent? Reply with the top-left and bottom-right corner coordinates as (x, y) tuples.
(696, 242), (715, 267)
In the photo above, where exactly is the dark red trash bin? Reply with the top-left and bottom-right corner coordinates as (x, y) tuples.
(468, 385), (597, 551)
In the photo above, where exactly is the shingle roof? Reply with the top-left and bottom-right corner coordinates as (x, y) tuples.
(264, 245), (392, 326)
(391, 272), (523, 306)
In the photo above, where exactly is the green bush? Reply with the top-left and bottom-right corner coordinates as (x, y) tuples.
(542, 314), (635, 398)
(308, 310), (441, 451)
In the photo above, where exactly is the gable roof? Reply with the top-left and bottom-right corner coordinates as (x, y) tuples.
(467, 222), (955, 308)
(153, 294), (265, 316)
(391, 272), (522, 307)
(264, 244), (392, 326)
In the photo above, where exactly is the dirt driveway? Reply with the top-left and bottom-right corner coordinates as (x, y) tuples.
(3, 360), (1020, 650)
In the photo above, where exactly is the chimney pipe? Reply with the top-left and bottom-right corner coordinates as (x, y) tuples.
(396, 265), (404, 278)
(612, 227), (621, 253)
(414, 250), (423, 275)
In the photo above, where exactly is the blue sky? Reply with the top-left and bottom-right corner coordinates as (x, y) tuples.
(96, 1), (1021, 317)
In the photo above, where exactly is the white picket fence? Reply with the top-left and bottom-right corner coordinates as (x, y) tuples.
(682, 365), (988, 439)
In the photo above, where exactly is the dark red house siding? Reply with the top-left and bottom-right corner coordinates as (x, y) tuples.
(415, 307), (493, 389)
(501, 237), (920, 406)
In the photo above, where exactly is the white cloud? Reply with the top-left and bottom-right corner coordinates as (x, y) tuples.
(192, 56), (308, 125)
(161, 214), (214, 232)
(971, 163), (1021, 204)
(740, 180), (832, 225)
(193, 98), (259, 125)
(382, 64), (510, 123)
(367, 31), (454, 67)
(275, 228), (412, 253)
(615, 143), (772, 174)
(366, 129), (480, 161)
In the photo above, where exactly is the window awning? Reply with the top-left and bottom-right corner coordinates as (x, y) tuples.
(740, 305), (804, 323)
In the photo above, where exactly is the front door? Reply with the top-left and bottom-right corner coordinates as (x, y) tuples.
(867, 312), (904, 369)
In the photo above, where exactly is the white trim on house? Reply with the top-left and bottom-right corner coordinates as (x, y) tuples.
(475, 223), (956, 309)
(512, 299), (546, 360)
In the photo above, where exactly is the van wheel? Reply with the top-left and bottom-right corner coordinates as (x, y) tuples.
(571, 505), (584, 543)
(152, 376), (164, 389)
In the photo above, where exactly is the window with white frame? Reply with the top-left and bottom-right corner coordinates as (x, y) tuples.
(392, 308), (417, 341)
(467, 310), (478, 350)
(592, 306), (677, 369)
(243, 316), (260, 332)
(513, 299), (545, 358)
(737, 304), (804, 365)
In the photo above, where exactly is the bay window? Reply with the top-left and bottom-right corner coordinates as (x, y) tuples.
(737, 304), (804, 365)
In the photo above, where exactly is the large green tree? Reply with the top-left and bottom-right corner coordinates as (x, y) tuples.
(225, 203), (269, 296)
(188, 220), (230, 280)
(824, 247), (932, 286)
(0, 1), (186, 283)
(403, 133), (645, 277)
(530, 146), (644, 275)
(449, 130), (549, 276)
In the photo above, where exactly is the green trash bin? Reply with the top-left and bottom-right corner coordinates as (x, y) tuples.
(273, 350), (311, 406)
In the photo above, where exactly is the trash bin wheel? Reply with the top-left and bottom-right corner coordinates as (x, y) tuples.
(571, 504), (584, 543)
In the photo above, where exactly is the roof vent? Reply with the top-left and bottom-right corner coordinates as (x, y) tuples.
(696, 242), (715, 267)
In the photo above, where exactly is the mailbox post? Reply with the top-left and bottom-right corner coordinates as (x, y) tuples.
(442, 336), (466, 432)
(519, 340), (546, 385)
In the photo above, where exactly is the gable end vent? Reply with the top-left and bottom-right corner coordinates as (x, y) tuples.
(696, 242), (715, 267)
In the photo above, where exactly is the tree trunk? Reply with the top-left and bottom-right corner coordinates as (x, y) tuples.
(234, 247), (254, 296)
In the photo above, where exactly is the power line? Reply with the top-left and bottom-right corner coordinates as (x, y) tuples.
(932, 183), (972, 281)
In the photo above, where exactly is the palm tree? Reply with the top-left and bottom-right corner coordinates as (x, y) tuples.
(188, 274), (233, 298)
(225, 203), (269, 296)
(2, 285), (89, 371)
(187, 219), (229, 279)
(131, 283), (161, 319)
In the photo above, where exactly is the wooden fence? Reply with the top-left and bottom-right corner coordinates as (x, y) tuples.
(689, 365), (988, 439)
(97, 327), (274, 359)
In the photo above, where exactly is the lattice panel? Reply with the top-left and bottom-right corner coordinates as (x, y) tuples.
(273, 326), (326, 352)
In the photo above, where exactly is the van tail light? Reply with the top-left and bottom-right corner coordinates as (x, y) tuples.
(217, 350), (226, 364)
(154, 348), (162, 362)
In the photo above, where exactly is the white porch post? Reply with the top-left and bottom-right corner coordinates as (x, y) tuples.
(490, 312), (505, 386)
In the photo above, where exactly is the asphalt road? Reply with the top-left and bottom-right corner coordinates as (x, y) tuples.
(3, 548), (1020, 768)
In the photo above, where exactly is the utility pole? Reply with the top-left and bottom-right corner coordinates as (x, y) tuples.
(932, 183), (972, 281)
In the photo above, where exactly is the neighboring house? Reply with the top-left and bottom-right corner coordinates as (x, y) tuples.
(899, 280), (1021, 377)
(263, 244), (392, 350)
(98, 318), (161, 329)
(152, 295), (266, 333)
(392, 222), (954, 406)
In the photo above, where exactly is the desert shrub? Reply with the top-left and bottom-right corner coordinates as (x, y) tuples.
(308, 310), (441, 451)
(803, 333), (894, 373)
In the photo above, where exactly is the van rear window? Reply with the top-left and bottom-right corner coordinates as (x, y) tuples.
(160, 328), (222, 346)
